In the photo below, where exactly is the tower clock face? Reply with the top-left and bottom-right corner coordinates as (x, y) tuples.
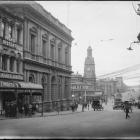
(87, 67), (91, 71)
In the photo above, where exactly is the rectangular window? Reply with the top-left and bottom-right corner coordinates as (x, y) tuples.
(50, 44), (54, 60)
(30, 34), (36, 53)
(65, 49), (68, 65)
(17, 28), (21, 44)
(17, 60), (20, 73)
(58, 47), (61, 63)
(10, 57), (14, 72)
(42, 39), (46, 58)
(2, 55), (7, 71)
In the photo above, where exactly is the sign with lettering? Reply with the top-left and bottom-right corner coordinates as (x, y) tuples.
(0, 72), (23, 80)
(0, 81), (16, 88)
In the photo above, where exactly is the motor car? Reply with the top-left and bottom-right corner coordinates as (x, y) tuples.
(113, 102), (124, 110)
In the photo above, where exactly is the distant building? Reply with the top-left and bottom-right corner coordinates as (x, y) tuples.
(96, 77), (128, 103)
(84, 46), (96, 89)
(71, 47), (103, 102)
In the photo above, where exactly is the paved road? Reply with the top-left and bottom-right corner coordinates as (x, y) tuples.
(0, 105), (140, 138)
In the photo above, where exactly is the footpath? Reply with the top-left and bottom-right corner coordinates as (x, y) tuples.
(0, 104), (92, 120)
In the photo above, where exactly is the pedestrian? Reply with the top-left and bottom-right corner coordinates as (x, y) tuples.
(24, 104), (28, 116)
(88, 103), (89, 110)
(29, 104), (32, 116)
(82, 103), (84, 112)
(125, 103), (130, 119)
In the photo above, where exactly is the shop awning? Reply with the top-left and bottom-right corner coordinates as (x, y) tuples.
(18, 82), (43, 90)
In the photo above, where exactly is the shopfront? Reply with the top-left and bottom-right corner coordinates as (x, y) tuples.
(0, 80), (43, 117)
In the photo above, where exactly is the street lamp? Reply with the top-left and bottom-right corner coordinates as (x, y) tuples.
(127, 41), (139, 50)
(72, 94), (75, 102)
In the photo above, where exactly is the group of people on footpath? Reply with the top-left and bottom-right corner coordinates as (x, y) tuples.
(4, 102), (39, 118)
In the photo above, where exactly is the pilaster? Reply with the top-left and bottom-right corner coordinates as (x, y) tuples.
(13, 24), (17, 43)
(62, 42), (65, 65)
(7, 56), (10, 72)
(0, 54), (2, 70)
(0, 18), (3, 37)
(5, 22), (9, 40)
(48, 33), (51, 59)
(48, 74), (51, 102)
(14, 59), (17, 73)
(20, 60), (23, 74)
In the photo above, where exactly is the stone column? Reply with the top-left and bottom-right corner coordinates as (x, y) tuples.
(20, 25), (23, 45)
(38, 26), (41, 58)
(0, 18), (3, 37)
(48, 74), (51, 102)
(62, 76), (65, 99)
(5, 22), (9, 40)
(47, 33), (51, 59)
(62, 43), (65, 65)
(55, 39), (59, 64)
(48, 74), (52, 111)
(12, 24), (17, 43)
(20, 60), (23, 74)
(69, 46), (71, 66)
(14, 58), (17, 73)
(0, 54), (2, 70)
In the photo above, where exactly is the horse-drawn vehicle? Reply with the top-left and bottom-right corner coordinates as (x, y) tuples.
(92, 100), (103, 111)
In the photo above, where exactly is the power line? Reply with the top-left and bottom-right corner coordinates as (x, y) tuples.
(97, 64), (140, 79)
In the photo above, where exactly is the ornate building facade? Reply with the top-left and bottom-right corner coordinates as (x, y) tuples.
(0, 5), (24, 114)
(0, 2), (73, 113)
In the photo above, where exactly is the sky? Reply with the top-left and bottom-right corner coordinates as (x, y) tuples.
(37, 1), (140, 86)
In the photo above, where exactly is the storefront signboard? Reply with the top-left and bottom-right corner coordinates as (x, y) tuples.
(0, 72), (23, 80)
(0, 81), (15, 88)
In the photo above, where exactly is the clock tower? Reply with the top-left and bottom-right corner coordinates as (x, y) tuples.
(84, 46), (96, 89)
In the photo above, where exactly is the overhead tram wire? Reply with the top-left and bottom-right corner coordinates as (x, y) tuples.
(97, 64), (140, 79)
(98, 64), (140, 77)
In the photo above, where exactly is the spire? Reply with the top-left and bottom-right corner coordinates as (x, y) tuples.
(87, 46), (92, 57)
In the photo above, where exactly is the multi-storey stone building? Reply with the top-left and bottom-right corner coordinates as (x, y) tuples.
(0, 4), (24, 114)
(96, 77), (129, 103)
(0, 1), (73, 113)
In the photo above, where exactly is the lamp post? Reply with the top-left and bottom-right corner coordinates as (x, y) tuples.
(127, 41), (139, 50)
(84, 85), (88, 103)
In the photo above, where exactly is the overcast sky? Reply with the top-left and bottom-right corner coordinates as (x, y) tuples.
(37, 1), (140, 86)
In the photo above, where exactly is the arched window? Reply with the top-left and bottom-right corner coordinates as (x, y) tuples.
(51, 76), (56, 101)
